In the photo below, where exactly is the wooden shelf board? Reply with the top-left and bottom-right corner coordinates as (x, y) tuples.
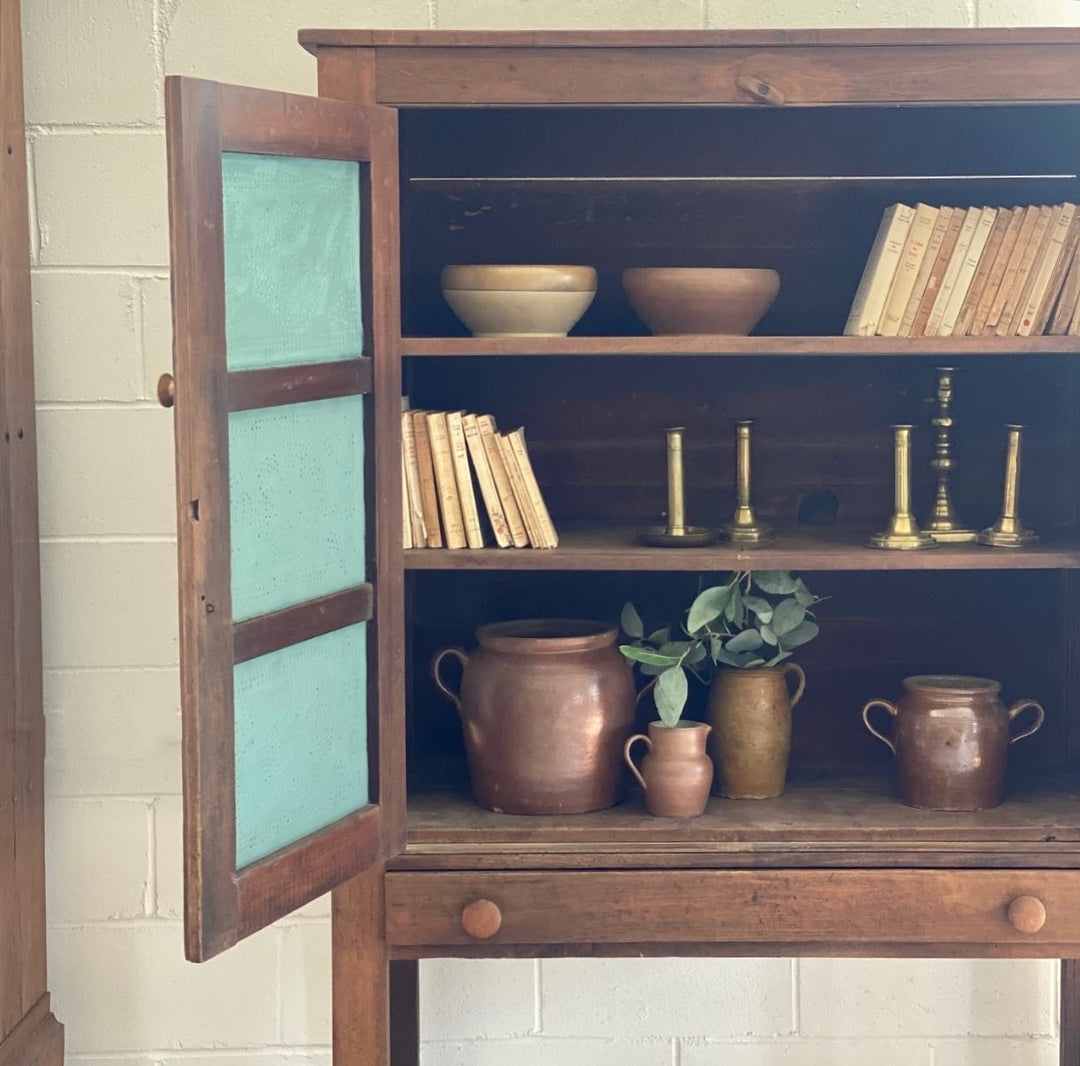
(401, 335), (1080, 358)
(404, 525), (1080, 571)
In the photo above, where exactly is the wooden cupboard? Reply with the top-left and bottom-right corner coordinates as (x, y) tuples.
(158, 28), (1080, 1064)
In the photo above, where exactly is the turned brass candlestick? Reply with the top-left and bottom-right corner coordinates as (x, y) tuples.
(979, 424), (1039, 547)
(869, 425), (937, 550)
(637, 427), (720, 547)
(721, 420), (773, 547)
(925, 367), (977, 543)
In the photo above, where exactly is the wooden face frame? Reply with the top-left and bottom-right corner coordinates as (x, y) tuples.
(165, 76), (404, 962)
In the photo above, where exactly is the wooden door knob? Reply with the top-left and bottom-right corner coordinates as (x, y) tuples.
(157, 373), (176, 408)
(461, 899), (502, 939)
(1007, 895), (1047, 934)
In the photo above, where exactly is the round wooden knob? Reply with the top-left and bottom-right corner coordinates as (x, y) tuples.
(157, 373), (175, 408)
(461, 898), (502, 939)
(1007, 895), (1046, 934)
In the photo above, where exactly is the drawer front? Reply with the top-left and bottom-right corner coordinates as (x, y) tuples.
(386, 869), (1080, 950)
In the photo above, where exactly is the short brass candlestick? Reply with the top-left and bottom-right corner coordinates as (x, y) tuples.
(979, 424), (1039, 547)
(721, 420), (773, 547)
(869, 425), (937, 550)
(925, 367), (977, 544)
(637, 427), (720, 547)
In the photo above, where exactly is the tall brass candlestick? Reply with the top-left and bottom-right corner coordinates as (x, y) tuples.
(979, 424), (1039, 547)
(637, 427), (720, 547)
(925, 367), (977, 543)
(721, 420), (773, 546)
(869, 425), (937, 550)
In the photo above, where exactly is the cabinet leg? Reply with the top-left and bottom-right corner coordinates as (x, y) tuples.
(390, 960), (419, 1066)
(1062, 960), (1080, 1066)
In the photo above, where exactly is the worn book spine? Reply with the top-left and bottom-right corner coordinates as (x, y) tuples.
(997, 204), (1053, 335)
(939, 207), (997, 336)
(477, 414), (529, 547)
(462, 413), (511, 548)
(401, 410), (427, 548)
(507, 427), (558, 549)
(1023, 203), (1077, 335)
(426, 411), (466, 549)
(878, 203), (938, 336)
(926, 207), (981, 336)
(843, 203), (915, 336)
(898, 206), (953, 337)
(446, 411), (485, 549)
(1012, 203), (1064, 336)
(954, 208), (1009, 337)
(401, 450), (413, 550)
(497, 432), (543, 548)
(969, 206), (1024, 336)
(910, 208), (965, 337)
(1035, 212), (1080, 335)
(1051, 241), (1080, 335)
(984, 205), (1040, 335)
(411, 409), (443, 548)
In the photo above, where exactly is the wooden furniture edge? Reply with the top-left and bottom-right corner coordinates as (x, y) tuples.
(0, 997), (62, 1066)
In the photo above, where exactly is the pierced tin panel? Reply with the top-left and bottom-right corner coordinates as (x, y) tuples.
(234, 623), (369, 868)
(222, 152), (362, 370)
(228, 395), (365, 622)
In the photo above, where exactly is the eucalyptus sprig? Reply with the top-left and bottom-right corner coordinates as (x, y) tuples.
(619, 570), (822, 726)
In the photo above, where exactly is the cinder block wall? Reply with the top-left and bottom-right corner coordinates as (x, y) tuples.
(22, 2), (1080, 1065)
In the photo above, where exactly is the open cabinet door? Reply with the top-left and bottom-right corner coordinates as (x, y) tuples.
(162, 77), (404, 962)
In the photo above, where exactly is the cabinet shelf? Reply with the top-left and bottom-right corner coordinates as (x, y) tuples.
(404, 525), (1080, 572)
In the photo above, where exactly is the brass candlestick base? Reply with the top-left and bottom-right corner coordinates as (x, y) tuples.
(925, 367), (978, 544)
(637, 427), (720, 548)
(638, 525), (721, 548)
(979, 424), (1039, 548)
(720, 420), (774, 548)
(869, 424), (937, 551)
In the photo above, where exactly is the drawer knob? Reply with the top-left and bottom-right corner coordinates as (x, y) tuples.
(157, 373), (175, 408)
(1008, 895), (1047, 934)
(461, 898), (502, 939)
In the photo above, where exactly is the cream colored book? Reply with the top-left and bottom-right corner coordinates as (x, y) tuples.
(1020, 203), (1076, 335)
(1011, 203), (1065, 336)
(507, 427), (558, 550)
(843, 203), (915, 336)
(1051, 242), (1080, 335)
(410, 410), (443, 548)
(446, 411), (484, 549)
(426, 411), (466, 550)
(955, 209), (1009, 336)
(477, 415), (529, 547)
(1035, 212), (1080, 335)
(462, 413), (511, 548)
(938, 207), (997, 336)
(984, 205), (1041, 335)
(926, 207), (981, 336)
(878, 203), (938, 336)
(401, 410), (427, 548)
(1071, 286), (1080, 335)
(997, 204), (1053, 336)
(401, 450), (413, 550)
(969, 207), (1025, 336)
(899, 206), (953, 337)
(910, 209), (965, 337)
(497, 433), (542, 548)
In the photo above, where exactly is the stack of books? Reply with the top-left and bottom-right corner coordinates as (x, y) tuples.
(402, 408), (559, 550)
(844, 202), (1080, 337)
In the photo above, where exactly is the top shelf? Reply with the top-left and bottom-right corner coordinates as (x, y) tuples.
(401, 335), (1080, 358)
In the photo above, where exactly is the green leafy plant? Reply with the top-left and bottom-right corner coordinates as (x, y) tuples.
(619, 571), (822, 727)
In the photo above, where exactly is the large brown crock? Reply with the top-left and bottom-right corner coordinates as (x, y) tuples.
(862, 674), (1044, 811)
(432, 619), (636, 815)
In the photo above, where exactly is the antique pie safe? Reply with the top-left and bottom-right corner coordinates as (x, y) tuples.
(159, 29), (1080, 1064)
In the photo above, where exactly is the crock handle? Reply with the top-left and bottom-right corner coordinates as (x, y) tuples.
(432, 646), (469, 714)
(862, 698), (898, 755)
(1007, 699), (1045, 745)
(783, 661), (806, 709)
(623, 734), (651, 792)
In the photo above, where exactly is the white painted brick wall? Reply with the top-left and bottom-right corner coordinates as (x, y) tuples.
(23, 1), (1080, 1064)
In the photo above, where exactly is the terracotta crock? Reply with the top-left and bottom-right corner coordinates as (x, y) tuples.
(706, 663), (806, 799)
(624, 721), (713, 817)
(862, 674), (1044, 811)
(432, 619), (635, 815)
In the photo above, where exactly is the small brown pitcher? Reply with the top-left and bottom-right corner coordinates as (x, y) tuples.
(707, 663), (806, 799)
(862, 675), (1044, 810)
(623, 721), (713, 817)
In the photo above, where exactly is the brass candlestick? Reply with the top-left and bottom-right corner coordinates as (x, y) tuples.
(869, 425), (937, 550)
(979, 424), (1039, 547)
(925, 366), (977, 543)
(637, 427), (720, 547)
(721, 420), (773, 546)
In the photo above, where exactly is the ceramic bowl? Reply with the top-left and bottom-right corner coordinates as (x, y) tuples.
(441, 264), (598, 337)
(622, 267), (780, 335)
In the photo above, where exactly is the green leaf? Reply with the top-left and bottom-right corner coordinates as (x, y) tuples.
(771, 598), (806, 637)
(620, 602), (644, 639)
(686, 642), (708, 665)
(654, 665), (688, 726)
(778, 620), (819, 649)
(620, 645), (681, 667)
(753, 570), (798, 595)
(712, 644), (748, 667)
(745, 658), (767, 668)
(640, 661), (666, 676)
(659, 641), (692, 658)
(793, 579), (815, 608)
(743, 595), (773, 623)
(687, 585), (732, 634)
(647, 627), (671, 645)
(760, 623), (778, 646)
(724, 583), (744, 626)
(725, 628), (763, 653)
(765, 650), (793, 667)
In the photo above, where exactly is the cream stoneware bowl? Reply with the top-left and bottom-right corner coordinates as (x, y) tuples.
(441, 264), (597, 337)
(622, 267), (780, 335)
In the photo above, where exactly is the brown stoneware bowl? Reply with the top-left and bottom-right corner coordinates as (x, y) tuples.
(622, 267), (780, 335)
